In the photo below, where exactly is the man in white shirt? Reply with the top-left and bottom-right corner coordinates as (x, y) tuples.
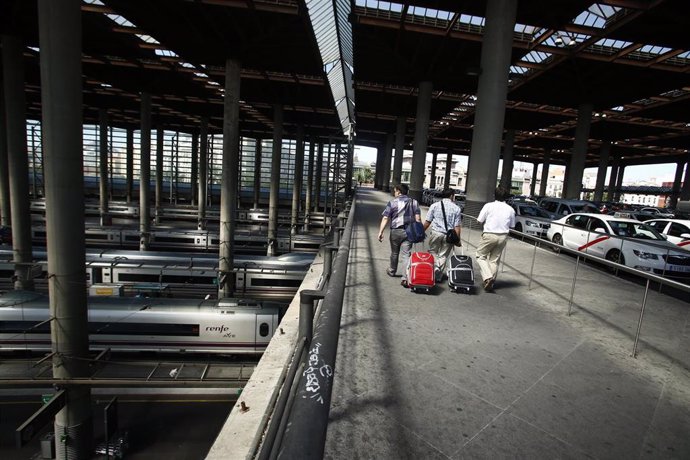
(476, 186), (516, 291)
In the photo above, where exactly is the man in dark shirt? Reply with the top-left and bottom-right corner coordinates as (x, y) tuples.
(377, 183), (422, 288)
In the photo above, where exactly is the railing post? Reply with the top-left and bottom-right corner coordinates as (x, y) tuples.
(567, 255), (580, 316)
(323, 245), (338, 281)
(528, 241), (538, 290)
(631, 279), (650, 358)
(299, 290), (324, 344)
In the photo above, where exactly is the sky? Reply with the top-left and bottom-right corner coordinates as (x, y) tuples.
(354, 145), (681, 185)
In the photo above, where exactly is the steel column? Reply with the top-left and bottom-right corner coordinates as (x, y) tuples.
(125, 128), (133, 203)
(267, 105), (283, 256)
(429, 152), (438, 189)
(191, 132), (198, 206)
(98, 108), (109, 225)
(304, 140), (314, 230)
(593, 141), (611, 203)
(313, 143), (323, 212)
(615, 165), (625, 202)
(564, 103), (593, 200)
(139, 94), (152, 250)
(607, 155), (619, 201)
(392, 116), (405, 186)
(155, 126), (163, 224)
(198, 117), (208, 228)
(219, 58), (241, 296)
(38, 1), (92, 457)
(253, 139), (262, 209)
(530, 161), (538, 196)
(539, 149), (551, 197)
(292, 125), (305, 235)
(0, 72), (10, 226)
(382, 133), (393, 192)
(2, 35), (34, 289)
(464, 0), (517, 217)
(500, 129), (515, 190)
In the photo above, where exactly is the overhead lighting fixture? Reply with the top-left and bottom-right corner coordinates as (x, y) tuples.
(554, 35), (563, 46)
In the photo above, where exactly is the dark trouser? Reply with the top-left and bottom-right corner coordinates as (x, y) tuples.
(389, 228), (412, 280)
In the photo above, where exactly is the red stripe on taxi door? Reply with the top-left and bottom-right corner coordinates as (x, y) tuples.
(578, 235), (610, 251)
(678, 240), (690, 248)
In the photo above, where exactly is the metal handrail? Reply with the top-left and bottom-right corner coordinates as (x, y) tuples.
(502, 223), (690, 357)
(273, 199), (357, 459)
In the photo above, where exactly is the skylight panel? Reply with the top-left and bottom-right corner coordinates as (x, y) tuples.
(610, 106), (625, 112)
(638, 45), (672, 55)
(595, 38), (632, 49)
(514, 23), (538, 34)
(27, 46), (40, 52)
(459, 14), (485, 27)
(572, 3), (621, 29)
(510, 66), (529, 75)
(83, 0), (105, 5)
(357, 0), (404, 13)
(520, 50), (551, 64)
(678, 51), (690, 59)
(106, 14), (135, 28)
(155, 49), (179, 58)
(136, 34), (160, 44)
(178, 61), (195, 68)
(194, 72), (209, 79)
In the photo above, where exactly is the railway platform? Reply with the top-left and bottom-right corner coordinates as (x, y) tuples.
(322, 187), (690, 459)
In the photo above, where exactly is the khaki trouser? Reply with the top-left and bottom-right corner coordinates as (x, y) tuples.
(427, 231), (454, 279)
(476, 232), (508, 282)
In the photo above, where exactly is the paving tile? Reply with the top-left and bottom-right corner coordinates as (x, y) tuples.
(456, 413), (593, 460)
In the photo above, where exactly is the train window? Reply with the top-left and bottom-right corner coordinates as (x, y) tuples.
(0, 321), (51, 333)
(259, 322), (270, 337)
(250, 278), (301, 287)
(89, 322), (200, 336)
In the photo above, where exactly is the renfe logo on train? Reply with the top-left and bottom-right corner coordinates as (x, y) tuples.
(206, 325), (230, 334)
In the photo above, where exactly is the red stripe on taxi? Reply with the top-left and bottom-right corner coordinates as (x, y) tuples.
(679, 240), (690, 247)
(578, 235), (610, 251)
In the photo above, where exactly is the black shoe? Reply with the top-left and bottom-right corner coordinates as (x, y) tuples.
(386, 268), (396, 277)
(401, 280), (409, 288)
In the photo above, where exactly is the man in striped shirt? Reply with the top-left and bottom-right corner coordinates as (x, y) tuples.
(423, 189), (462, 282)
(378, 183), (422, 288)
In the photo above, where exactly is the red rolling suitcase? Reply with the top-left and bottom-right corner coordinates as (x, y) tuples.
(407, 251), (435, 293)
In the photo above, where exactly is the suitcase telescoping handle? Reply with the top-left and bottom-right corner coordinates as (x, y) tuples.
(452, 244), (465, 257)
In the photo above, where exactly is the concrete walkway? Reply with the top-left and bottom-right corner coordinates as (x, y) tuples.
(324, 188), (690, 459)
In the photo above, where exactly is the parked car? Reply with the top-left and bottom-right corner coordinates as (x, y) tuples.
(511, 204), (553, 238)
(634, 207), (675, 221)
(546, 213), (690, 277)
(645, 219), (690, 251)
(540, 198), (600, 217)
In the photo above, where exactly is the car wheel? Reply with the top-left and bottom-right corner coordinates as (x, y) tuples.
(606, 249), (625, 269)
(515, 223), (523, 233)
(551, 233), (563, 252)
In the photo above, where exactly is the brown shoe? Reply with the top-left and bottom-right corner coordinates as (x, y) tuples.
(483, 278), (494, 291)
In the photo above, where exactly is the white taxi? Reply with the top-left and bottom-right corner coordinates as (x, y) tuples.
(645, 219), (690, 251)
(547, 213), (690, 277)
(511, 204), (553, 238)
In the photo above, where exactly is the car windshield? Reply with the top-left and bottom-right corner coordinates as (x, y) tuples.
(519, 205), (551, 218)
(608, 221), (664, 240)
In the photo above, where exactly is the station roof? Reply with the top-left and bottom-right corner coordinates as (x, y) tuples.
(1, 0), (689, 168)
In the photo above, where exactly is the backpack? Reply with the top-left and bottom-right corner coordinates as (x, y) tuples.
(404, 199), (425, 243)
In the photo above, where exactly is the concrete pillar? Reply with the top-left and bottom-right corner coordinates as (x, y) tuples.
(429, 152), (438, 189)
(155, 126), (163, 223)
(267, 104), (283, 256)
(373, 146), (383, 189)
(253, 139), (262, 209)
(191, 132), (198, 206)
(667, 161), (684, 208)
(526, 162), (536, 196)
(593, 141), (611, 203)
(500, 129), (515, 191)
(291, 125), (305, 235)
(392, 116), (405, 186)
(409, 81), (433, 202)
(615, 165), (625, 202)
(382, 133), (393, 192)
(0, 72), (10, 226)
(607, 155), (619, 201)
(219, 58), (241, 295)
(539, 149), (551, 197)
(345, 137), (354, 198)
(2, 35), (34, 289)
(564, 103), (593, 199)
(198, 118), (208, 228)
(313, 142), (323, 212)
(98, 108), (109, 225)
(125, 128), (133, 203)
(37, 1), (92, 457)
(139, 94), (151, 250)
(464, 0), (517, 217)
(304, 140), (314, 229)
(444, 153), (453, 188)
(680, 160), (690, 201)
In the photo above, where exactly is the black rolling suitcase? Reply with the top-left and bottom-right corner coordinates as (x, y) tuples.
(448, 248), (474, 294)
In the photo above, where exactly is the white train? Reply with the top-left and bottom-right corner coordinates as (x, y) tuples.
(0, 290), (280, 354)
(0, 248), (314, 299)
